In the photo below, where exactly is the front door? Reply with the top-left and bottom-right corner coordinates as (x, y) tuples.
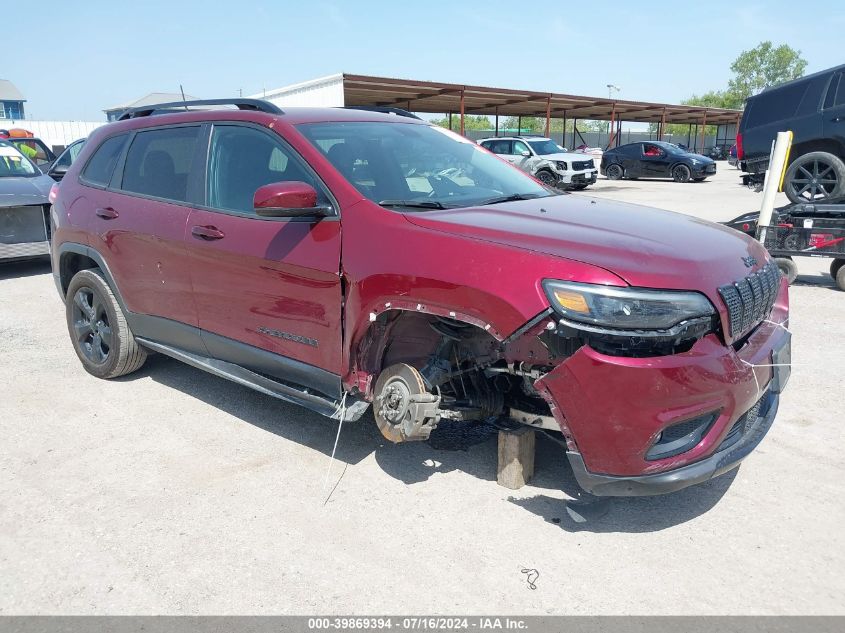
(184, 123), (343, 392)
(641, 143), (671, 177)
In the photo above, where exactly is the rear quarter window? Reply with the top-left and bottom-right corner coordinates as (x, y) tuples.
(745, 81), (811, 128)
(80, 134), (128, 186)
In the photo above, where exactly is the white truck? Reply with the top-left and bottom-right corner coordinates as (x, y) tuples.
(478, 135), (598, 190)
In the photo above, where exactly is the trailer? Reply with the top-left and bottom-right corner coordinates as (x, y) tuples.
(723, 199), (845, 290)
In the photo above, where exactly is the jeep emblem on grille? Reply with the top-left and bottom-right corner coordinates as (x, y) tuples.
(742, 256), (757, 268)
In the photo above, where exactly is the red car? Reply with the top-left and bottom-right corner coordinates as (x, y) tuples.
(50, 99), (790, 496)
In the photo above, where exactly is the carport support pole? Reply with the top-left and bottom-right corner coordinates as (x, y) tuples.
(562, 112), (567, 147)
(659, 108), (666, 141)
(518, 116), (522, 134)
(699, 110), (707, 152)
(460, 89), (465, 137)
(545, 95), (551, 137)
(495, 108), (499, 137)
(572, 119), (577, 148)
(448, 112), (452, 131)
(607, 104), (616, 149)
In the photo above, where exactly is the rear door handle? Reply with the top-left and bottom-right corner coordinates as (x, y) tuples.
(95, 207), (119, 220)
(191, 225), (225, 240)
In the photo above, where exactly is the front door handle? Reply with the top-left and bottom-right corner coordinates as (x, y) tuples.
(95, 207), (119, 220)
(191, 225), (225, 240)
(832, 116), (843, 122)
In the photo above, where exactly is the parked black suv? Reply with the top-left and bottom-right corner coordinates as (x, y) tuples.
(738, 63), (845, 204)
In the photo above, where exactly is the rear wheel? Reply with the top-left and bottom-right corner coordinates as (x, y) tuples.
(605, 164), (624, 180)
(66, 269), (147, 379)
(836, 264), (845, 292)
(672, 164), (691, 183)
(775, 257), (799, 284)
(784, 151), (845, 204)
(535, 169), (558, 187)
(831, 258), (845, 280)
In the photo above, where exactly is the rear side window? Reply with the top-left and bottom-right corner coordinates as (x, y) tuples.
(745, 81), (809, 128)
(121, 126), (200, 203)
(484, 139), (512, 155)
(81, 134), (128, 186)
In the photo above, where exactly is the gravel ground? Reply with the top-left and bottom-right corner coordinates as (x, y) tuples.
(1, 163), (843, 614)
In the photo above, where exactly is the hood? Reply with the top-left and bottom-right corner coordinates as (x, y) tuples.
(538, 152), (595, 163)
(402, 195), (769, 297)
(683, 152), (715, 164)
(0, 175), (53, 207)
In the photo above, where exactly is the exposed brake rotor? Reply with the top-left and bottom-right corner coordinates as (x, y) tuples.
(373, 363), (442, 443)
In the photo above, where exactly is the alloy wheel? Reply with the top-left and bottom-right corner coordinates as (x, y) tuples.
(71, 287), (112, 364)
(789, 159), (838, 201)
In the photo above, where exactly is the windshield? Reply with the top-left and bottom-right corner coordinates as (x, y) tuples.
(0, 142), (39, 177)
(527, 139), (564, 155)
(297, 122), (552, 209)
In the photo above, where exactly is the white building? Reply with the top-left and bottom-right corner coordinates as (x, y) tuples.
(250, 74), (345, 109)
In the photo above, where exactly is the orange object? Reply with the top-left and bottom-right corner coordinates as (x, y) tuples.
(8, 128), (34, 138)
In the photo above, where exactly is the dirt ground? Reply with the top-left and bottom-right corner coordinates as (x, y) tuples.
(1, 163), (843, 614)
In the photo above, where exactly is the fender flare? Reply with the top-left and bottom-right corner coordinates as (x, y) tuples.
(56, 242), (128, 310)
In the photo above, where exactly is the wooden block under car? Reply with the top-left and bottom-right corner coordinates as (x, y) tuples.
(497, 426), (535, 489)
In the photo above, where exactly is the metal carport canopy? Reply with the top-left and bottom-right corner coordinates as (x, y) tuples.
(341, 73), (741, 125)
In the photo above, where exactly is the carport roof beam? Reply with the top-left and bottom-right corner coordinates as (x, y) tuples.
(338, 73), (742, 125)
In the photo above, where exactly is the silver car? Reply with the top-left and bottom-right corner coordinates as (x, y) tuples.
(0, 140), (54, 261)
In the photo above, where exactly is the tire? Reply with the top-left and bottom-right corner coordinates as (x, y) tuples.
(65, 268), (147, 379)
(775, 257), (799, 285)
(831, 258), (845, 280)
(672, 164), (692, 183)
(535, 169), (558, 187)
(784, 151), (845, 204)
(605, 164), (624, 180)
(837, 264), (845, 292)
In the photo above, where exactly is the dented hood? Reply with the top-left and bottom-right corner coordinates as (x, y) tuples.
(402, 194), (769, 294)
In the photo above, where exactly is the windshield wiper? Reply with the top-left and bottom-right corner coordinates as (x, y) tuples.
(378, 199), (447, 210)
(477, 193), (548, 206)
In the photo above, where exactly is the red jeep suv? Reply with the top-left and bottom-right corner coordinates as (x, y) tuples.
(50, 99), (791, 496)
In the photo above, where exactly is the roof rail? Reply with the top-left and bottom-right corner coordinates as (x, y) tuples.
(342, 106), (422, 120)
(118, 98), (283, 121)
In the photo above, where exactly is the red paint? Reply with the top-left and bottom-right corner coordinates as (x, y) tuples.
(254, 181), (317, 210)
(52, 106), (791, 480)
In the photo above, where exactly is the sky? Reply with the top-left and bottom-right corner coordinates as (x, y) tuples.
(10, 0), (844, 121)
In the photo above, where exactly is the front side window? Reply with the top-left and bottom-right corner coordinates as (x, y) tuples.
(121, 126), (200, 202)
(55, 140), (86, 170)
(206, 124), (328, 215)
(512, 140), (530, 155)
(0, 142), (38, 177)
(298, 122), (551, 209)
(80, 134), (128, 186)
(643, 143), (665, 157)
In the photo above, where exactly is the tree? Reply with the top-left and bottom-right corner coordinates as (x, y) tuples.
(728, 41), (808, 102)
(430, 114), (493, 132)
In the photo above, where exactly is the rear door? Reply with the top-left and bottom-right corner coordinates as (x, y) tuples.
(184, 123), (343, 391)
(85, 126), (202, 341)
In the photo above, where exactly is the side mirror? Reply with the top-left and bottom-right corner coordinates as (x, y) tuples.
(253, 181), (332, 218)
(520, 150), (531, 157)
(48, 164), (68, 181)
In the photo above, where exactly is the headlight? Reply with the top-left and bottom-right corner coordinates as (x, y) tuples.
(542, 280), (715, 333)
(691, 159), (699, 165)
(555, 161), (568, 170)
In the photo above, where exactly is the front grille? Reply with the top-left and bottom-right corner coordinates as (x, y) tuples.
(0, 205), (49, 245)
(573, 160), (594, 170)
(717, 260), (780, 338)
